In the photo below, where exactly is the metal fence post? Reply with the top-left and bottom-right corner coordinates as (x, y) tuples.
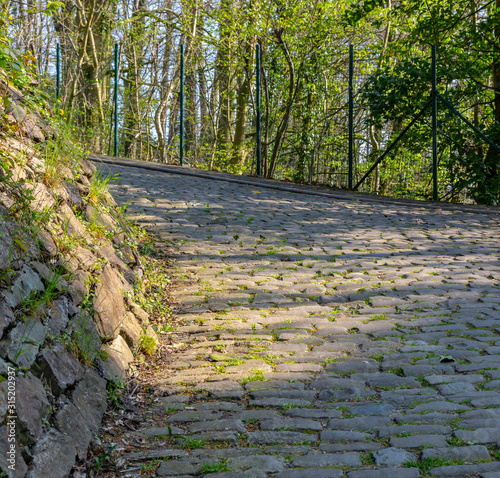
(432, 45), (438, 201)
(180, 44), (185, 166)
(56, 42), (60, 99)
(256, 43), (262, 177)
(348, 45), (354, 189)
(114, 43), (119, 157)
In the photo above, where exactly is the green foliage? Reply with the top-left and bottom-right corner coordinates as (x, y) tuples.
(404, 457), (464, 472)
(88, 171), (119, 205)
(180, 437), (207, 450)
(198, 458), (232, 474)
(18, 267), (66, 317)
(139, 333), (158, 356)
(106, 378), (126, 409)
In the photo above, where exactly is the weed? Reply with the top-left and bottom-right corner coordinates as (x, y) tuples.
(404, 457), (464, 472)
(140, 333), (158, 356)
(107, 378), (126, 409)
(140, 460), (161, 472)
(198, 458), (232, 474)
(88, 170), (119, 204)
(361, 453), (375, 465)
(240, 370), (266, 384)
(180, 437), (207, 450)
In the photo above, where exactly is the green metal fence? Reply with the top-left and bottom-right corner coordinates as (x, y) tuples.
(53, 42), (500, 204)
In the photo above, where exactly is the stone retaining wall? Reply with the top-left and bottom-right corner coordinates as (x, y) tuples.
(0, 74), (156, 477)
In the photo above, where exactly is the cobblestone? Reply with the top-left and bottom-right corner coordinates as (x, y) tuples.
(99, 160), (500, 477)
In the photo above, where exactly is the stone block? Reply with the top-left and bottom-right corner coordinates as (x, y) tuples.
(36, 343), (83, 395)
(0, 220), (15, 269)
(421, 445), (490, 462)
(16, 372), (50, 444)
(80, 159), (96, 177)
(292, 452), (362, 467)
(125, 297), (149, 326)
(99, 245), (127, 272)
(373, 447), (415, 466)
(45, 296), (70, 336)
(71, 368), (107, 437)
(120, 311), (142, 351)
(68, 269), (89, 306)
(0, 302), (15, 340)
(0, 425), (28, 477)
(99, 335), (134, 380)
(247, 431), (318, 445)
(63, 181), (84, 210)
(30, 183), (56, 213)
(26, 428), (76, 478)
(1, 317), (46, 369)
(86, 204), (118, 231)
(55, 402), (92, 459)
(2, 265), (44, 308)
(37, 229), (58, 256)
(93, 264), (127, 339)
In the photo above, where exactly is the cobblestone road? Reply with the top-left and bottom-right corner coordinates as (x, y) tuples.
(103, 161), (500, 478)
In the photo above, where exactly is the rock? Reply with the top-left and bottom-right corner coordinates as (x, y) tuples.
(16, 372), (50, 444)
(0, 381), (8, 420)
(67, 311), (102, 363)
(51, 182), (71, 205)
(36, 229), (57, 256)
(23, 114), (46, 143)
(26, 428), (76, 478)
(230, 455), (285, 473)
(373, 447), (415, 466)
(124, 448), (188, 462)
(36, 343), (83, 395)
(421, 445), (490, 462)
(112, 232), (126, 247)
(71, 368), (107, 437)
(94, 264), (127, 339)
(58, 165), (74, 181)
(247, 431), (319, 445)
(0, 425), (28, 477)
(119, 244), (137, 264)
(120, 311), (142, 350)
(125, 297), (149, 326)
(54, 402), (92, 460)
(292, 452), (362, 467)
(75, 181), (89, 198)
(0, 302), (15, 340)
(2, 265), (44, 308)
(45, 296), (70, 336)
(349, 403), (397, 416)
(30, 262), (68, 291)
(143, 325), (160, 344)
(0, 358), (9, 377)
(72, 246), (97, 270)
(63, 181), (84, 210)
(86, 204), (118, 231)
(68, 269), (90, 305)
(116, 268), (134, 297)
(6, 103), (26, 123)
(99, 335), (134, 380)
(59, 253), (79, 276)
(0, 219), (15, 269)
(80, 159), (96, 177)
(59, 203), (87, 238)
(30, 183), (56, 212)
(123, 268), (137, 287)
(1, 317), (46, 369)
(55, 369), (107, 461)
(99, 245), (127, 272)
